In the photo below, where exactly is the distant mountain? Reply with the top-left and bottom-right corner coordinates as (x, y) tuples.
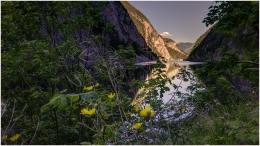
(176, 42), (194, 54)
(121, 1), (188, 60)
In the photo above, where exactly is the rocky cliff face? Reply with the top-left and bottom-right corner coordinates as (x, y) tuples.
(187, 24), (259, 92)
(163, 38), (189, 58)
(187, 24), (258, 62)
(102, 2), (149, 52)
(121, 1), (188, 60)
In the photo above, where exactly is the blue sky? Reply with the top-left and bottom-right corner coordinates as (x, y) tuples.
(129, 1), (214, 43)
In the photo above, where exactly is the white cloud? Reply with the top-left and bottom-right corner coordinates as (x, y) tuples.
(160, 32), (173, 37)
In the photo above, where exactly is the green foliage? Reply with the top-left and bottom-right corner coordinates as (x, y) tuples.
(2, 1), (259, 145)
(203, 1), (259, 34)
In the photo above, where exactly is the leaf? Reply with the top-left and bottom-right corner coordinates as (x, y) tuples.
(53, 96), (68, 112)
(80, 142), (91, 145)
(49, 94), (62, 105)
(65, 94), (79, 102)
(41, 103), (50, 113)
(236, 133), (246, 141)
(106, 100), (117, 107)
(248, 134), (259, 144)
(80, 91), (98, 102)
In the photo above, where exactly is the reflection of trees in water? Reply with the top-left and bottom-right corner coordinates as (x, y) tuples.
(132, 63), (203, 106)
(132, 64), (181, 106)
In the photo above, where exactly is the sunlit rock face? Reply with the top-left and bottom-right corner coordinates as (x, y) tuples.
(164, 38), (189, 59)
(121, 1), (188, 60)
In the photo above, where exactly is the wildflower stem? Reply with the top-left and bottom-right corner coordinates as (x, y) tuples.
(29, 115), (40, 145)
(2, 101), (16, 142)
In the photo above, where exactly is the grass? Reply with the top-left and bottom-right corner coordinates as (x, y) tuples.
(177, 91), (259, 145)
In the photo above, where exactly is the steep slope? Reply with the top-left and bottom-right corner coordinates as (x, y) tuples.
(100, 1), (157, 62)
(121, 1), (188, 60)
(1, 1), (158, 100)
(164, 38), (189, 58)
(187, 23), (259, 92)
(188, 24), (258, 62)
(177, 42), (194, 54)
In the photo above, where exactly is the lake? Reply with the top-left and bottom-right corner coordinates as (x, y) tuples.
(132, 60), (204, 121)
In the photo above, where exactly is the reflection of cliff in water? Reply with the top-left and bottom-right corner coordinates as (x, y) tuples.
(164, 64), (179, 79)
(132, 63), (181, 106)
(124, 65), (154, 98)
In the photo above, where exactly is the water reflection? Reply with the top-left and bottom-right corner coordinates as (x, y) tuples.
(132, 60), (203, 106)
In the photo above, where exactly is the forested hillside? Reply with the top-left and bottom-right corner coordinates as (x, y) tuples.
(184, 1), (259, 144)
(1, 2), (156, 144)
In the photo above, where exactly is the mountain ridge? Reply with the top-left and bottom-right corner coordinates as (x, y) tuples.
(121, 1), (188, 60)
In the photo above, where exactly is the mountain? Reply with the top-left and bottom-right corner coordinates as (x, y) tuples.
(1, 1), (160, 101)
(121, 1), (188, 60)
(187, 23), (259, 92)
(176, 42), (194, 54)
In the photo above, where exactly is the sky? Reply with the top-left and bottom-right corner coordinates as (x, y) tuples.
(129, 1), (214, 43)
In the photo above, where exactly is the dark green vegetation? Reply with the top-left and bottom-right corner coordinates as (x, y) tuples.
(1, 1), (259, 145)
(184, 1), (259, 144)
(1, 1), (154, 144)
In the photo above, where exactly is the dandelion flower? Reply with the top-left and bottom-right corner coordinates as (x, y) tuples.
(150, 111), (156, 118)
(80, 108), (96, 116)
(72, 118), (77, 121)
(2, 135), (8, 140)
(108, 93), (115, 99)
(134, 106), (140, 113)
(246, 103), (249, 106)
(133, 123), (142, 130)
(139, 106), (152, 118)
(83, 86), (93, 91)
(144, 106), (151, 112)
(10, 134), (20, 142)
(94, 83), (99, 88)
(140, 110), (148, 117)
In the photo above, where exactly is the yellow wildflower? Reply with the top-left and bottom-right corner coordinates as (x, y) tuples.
(144, 106), (151, 112)
(139, 106), (152, 118)
(94, 83), (99, 88)
(246, 103), (249, 106)
(10, 134), (20, 142)
(72, 118), (77, 121)
(134, 106), (140, 113)
(108, 93), (116, 99)
(126, 111), (131, 117)
(80, 108), (96, 116)
(2, 135), (8, 140)
(181, 107), (186, 113)
(140, 110), (148, 117)
(83, 86), (93, 91)
(150, 111), (156, 118)
(133, 123), (142, 130)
